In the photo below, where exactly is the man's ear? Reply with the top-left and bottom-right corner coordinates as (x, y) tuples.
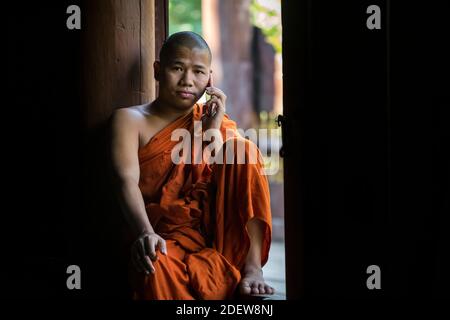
(153, 61), (161, 81)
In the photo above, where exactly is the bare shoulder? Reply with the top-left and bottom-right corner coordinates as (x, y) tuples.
(111, 104), (150, 130)
(112, 106), (145, 124)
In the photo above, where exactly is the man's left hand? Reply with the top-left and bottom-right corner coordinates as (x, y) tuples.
(201, 86), (227, 131)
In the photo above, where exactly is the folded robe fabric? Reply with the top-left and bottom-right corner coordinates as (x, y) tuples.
(129, 103), (272, 300)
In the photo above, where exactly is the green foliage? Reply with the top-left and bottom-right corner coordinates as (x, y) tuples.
(250, 0), (282, 53)
(169, 0), (203, 36)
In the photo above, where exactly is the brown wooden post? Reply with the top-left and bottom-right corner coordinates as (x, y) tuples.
(80, 0), (158, 129)
(154, 0), (169, 96)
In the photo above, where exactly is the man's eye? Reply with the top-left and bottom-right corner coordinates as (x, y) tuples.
(195, 70), (204, 74)
(173, 67), (182, 71)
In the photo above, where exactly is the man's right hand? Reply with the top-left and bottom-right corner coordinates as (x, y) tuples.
(131, 231), (167, 275)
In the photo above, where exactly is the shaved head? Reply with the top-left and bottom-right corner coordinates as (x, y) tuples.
(159, 31), (212, 65)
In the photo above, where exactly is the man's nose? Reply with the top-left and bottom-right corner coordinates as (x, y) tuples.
(180, 70), (194, 86)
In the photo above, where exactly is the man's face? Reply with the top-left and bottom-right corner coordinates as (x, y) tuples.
(156, 46), (211, 110)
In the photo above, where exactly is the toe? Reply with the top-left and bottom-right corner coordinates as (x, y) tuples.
(266, 285), (275, 294)
(239, 281), (251, 295)
(258, 283), (265, 294)
(251, 284), (259, 294)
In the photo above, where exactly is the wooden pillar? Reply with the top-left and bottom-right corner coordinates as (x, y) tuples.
(81, 0), (157, 129)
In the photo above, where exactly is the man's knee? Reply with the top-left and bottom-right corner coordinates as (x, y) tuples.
(220, 137), (260, 165)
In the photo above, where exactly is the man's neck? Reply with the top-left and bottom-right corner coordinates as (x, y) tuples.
(150, 98), (194, 122)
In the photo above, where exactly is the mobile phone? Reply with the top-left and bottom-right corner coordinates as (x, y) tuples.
(205, 75), (212, 101)
(203, 75), (214, 118)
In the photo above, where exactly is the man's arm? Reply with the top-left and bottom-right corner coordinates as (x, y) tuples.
(111, 108), (166, 275)
(111, 108), (152, 236)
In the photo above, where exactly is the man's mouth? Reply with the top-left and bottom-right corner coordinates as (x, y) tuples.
(176, 91), (195, 99)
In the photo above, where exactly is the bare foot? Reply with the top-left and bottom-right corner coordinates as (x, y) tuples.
(239, 266), (275, 296)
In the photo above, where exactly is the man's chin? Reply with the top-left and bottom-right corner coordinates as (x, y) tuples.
(175, 98), (199, 109)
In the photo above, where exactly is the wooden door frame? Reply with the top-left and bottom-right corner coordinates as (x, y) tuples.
(154, 0), (169, 95)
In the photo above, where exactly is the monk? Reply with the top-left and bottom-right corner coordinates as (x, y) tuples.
(111, 31), (274, 299)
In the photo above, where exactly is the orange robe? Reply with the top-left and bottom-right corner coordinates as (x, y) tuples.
(130, 103), (272, 300)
